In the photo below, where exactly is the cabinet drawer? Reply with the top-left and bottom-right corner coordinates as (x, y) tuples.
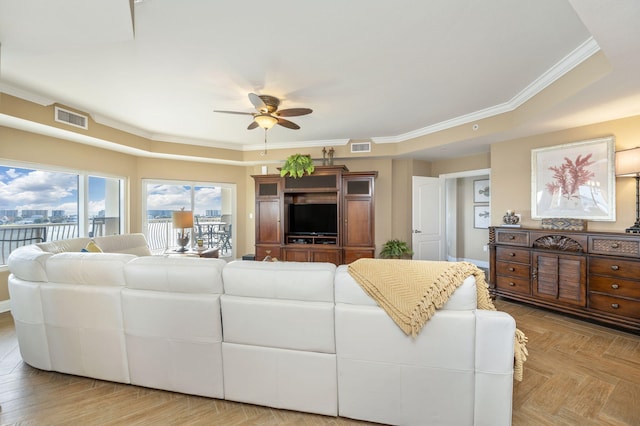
(495, 229), (529, 246)
(589, 236), (640, 257)
(496, 261), (530, 278)
(589, 294), (640, 319)
(589, 275), (640, 299)
(496, 247), (530, 264)
(496, 275), (531, 294)
(589, 257), (640, 278)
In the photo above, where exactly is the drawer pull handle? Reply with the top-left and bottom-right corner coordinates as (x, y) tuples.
(509, 252), (516, 257)
(508, 267), (515, 271)
(508, 235), (515, 240)
(611, 243), (620, 249)
(611, 303), (620, 309)
(611, 284), (620, 289)
(508, 282), (516, 286)
(611, 265), (620, 271)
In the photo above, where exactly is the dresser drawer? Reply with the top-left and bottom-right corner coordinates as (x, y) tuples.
(496, 275), (531, 294)
(496, 261), (530, 278)
(589, 236), (640, 258)
(589, 257), (640, 278)
(589, 294), (640, 319)
(496, 247), (530, 264)
(495, 229), (529, 246)
(589, 275), (640, 299)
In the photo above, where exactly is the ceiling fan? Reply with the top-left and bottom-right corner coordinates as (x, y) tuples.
(214, 93), (313, 131)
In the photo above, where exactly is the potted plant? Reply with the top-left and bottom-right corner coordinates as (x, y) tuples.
(379, 239), (414, 259)
(280, 154), (315, 178)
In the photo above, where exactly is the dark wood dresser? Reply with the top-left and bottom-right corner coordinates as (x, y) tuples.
(489, 226), (640, 333)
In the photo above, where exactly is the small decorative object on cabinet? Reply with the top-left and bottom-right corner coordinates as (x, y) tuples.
(253, 165), (377, 265)
(502, 210), (521, 227)
(489, 226), (640, 333)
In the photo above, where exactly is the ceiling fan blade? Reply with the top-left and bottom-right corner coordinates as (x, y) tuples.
(247, 121), (260, 130)
(277, 118), (300, 130)
(214, 110), (254, 115)
(248, 93), (268, 113)
(276, 108), (313, 117)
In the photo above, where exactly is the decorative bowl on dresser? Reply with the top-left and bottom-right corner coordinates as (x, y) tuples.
(489, 226), (640, 333)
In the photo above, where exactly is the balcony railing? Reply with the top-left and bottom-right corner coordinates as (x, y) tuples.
(0, 223), (79, 265)
(0, 218), (232, 266)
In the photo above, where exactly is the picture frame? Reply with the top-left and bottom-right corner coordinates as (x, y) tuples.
(531, 136), (615, 221)
(474, 205), (490, 229)
(473, 179), (490, 203)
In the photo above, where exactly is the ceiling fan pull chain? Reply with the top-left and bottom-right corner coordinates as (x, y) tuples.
(262, 129), (268, 156)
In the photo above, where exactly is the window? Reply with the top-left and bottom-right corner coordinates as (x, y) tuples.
(0, 162), (125, 266)
(142, 179), (236, 257)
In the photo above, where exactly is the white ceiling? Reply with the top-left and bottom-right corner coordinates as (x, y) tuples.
(1, 0), (639, 160)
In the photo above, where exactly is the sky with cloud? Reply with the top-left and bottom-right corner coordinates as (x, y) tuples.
(0, 166), (222, 218)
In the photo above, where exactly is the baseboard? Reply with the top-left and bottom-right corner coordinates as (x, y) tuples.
(0, 299), (11, 313)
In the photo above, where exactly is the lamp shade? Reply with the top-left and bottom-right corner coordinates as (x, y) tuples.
(616, 147), (640, 177)
(254, 114), (278, 130)
(172, 210), (193, 228)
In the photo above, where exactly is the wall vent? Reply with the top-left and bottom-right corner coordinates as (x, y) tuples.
(350, 142), (371, 153)
(54, 106), (88, 130)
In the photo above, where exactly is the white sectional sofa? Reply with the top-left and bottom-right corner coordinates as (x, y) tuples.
(7, 234), (517, 425)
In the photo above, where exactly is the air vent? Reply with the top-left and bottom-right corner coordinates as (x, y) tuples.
(54, 106), (88, 130)
(351, 142), (371, 153)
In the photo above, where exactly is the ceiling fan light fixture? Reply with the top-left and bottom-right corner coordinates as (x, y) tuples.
(255, 114), (278, 130)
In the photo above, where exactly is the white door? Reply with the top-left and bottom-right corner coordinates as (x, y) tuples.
(412, 176), (445, 260)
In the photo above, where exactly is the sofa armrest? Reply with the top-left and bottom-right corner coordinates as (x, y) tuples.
(7, 245), (53, 282)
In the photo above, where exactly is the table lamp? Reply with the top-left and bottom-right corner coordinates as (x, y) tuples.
(172, 208), (194, 251)
(615, 147), (640, 233)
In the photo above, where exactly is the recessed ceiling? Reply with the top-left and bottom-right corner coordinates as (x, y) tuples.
(1, 0), (639, 160)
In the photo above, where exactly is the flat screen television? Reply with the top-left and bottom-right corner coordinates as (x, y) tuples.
(288, 203), (337, 235)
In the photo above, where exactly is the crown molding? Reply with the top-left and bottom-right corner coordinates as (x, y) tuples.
(373, 37), (601, 144)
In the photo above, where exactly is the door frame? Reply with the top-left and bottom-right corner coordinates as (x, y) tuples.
(440, 168), (491, 263)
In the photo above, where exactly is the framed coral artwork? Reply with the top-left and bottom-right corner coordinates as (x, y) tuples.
(531, 136), (616, 221)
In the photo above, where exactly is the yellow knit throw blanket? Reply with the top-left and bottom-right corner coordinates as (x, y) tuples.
(348, 259), (528, 381)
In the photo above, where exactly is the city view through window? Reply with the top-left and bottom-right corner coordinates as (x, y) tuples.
(0, 164), (123, 264)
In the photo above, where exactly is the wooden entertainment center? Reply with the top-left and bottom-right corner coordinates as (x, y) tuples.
(489, 226), (640, 332)
(253, 165), (377, 265)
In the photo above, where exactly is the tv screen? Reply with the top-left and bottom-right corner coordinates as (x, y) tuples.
(289, 203), (337, 235)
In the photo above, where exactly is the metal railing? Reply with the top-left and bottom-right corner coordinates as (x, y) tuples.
(1, 218), (233, 265)
(0, 223), (79, 265)
(146, 218), (232, 256)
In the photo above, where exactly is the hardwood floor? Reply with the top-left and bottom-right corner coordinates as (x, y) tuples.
(1, 300), (639, 425)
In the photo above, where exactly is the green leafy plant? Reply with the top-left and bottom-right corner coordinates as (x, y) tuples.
(280, 154), (315, 178)
(379, 239), (414, 259)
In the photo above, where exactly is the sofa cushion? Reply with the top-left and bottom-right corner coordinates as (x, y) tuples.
(46, 252), (135, 286)
(222, 260), (336, 302)
(36, 238), (92, 254)
(221, 295), (335, 353)
(94, 233), (152, 256)
(124, 256), (225, 293)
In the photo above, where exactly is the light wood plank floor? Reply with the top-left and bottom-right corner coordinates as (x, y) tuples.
(1, 300), (639, 425)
